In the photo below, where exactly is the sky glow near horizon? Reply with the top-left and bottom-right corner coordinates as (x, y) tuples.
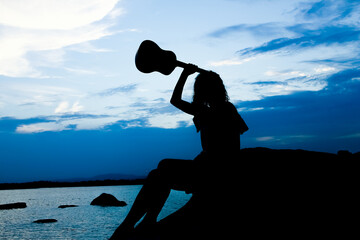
(1, 0), (360, 182)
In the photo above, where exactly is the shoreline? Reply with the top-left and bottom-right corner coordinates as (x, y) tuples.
(0, 179), (145, 191)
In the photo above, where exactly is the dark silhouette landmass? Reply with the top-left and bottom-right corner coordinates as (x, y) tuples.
(112, 147), (359, 239)
(0, 179), (145, 191)
(56, 173), (144, 183)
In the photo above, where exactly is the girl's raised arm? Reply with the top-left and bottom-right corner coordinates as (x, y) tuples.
(170, 64), (198, 115)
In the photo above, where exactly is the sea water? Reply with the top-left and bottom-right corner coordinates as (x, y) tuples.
(0, 185), (192, 239)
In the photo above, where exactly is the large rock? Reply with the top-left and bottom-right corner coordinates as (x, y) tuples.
(90, 193), (127, 207)
(110, 147), (359, 239)
(0, 202), (27, 210)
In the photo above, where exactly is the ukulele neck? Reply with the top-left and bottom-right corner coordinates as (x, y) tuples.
(176, 60), (208, 74)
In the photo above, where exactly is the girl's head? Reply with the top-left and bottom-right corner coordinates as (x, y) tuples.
(193, 71), (229, 106)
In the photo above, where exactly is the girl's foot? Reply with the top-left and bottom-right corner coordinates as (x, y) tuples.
(109, 224), (135, 240)
(134, 220), (158, 237)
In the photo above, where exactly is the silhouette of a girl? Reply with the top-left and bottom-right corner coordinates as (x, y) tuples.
(110, 64), (248, 239)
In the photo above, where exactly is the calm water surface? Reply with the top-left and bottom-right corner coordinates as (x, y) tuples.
(0, 185), (191, 239)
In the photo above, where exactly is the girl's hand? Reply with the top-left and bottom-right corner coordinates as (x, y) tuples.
(182, 64), (198, 76)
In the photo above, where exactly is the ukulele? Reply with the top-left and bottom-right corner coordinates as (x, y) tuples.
(135, 40), (208, 75)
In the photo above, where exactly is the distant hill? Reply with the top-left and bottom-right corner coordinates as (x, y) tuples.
(55, 173), (145, 182)
(0, 174), (146, 190)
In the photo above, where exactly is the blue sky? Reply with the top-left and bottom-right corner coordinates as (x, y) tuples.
(1, 0), (360, 183)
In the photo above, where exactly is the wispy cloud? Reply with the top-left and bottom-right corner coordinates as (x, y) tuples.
(209, 57), (254, 67)
(0, 0), (121, 30)
(256, 136), (275, 142)
(66, 42), (113, 53)
(208, 22), (285, 38)
(16, 122), (67, 134)
(238, 67), (360, 134)
(255, 135), (314, 144)
(13, 113), (119, 133)
(208, 1), (360, 60)
(64, 67), (97, 75)
(97, 84), (138, 97)
(324, 68), (360, 92)
(250, 81), (288, 86)
(235, 0), (360, 58)
(264, 70), (307, 78)
(0, 0), (123, 78)
(238, 25), (360, 57)
(337, 133), (360, 139)
(147, 112), (193, 129)
(297, 0), (359, 22)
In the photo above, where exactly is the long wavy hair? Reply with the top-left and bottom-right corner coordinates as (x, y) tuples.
(192, 71), (229, 107)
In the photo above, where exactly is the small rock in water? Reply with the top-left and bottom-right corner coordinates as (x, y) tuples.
(0, 202), (27, 210)
(58, 204), (78, 208)
(90, 193), (127, 207)
(33, 219), (58, 223)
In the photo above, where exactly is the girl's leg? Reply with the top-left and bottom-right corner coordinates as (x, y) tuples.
(121, 168), (170, 227)
(136, 159), (194, 225)
(110, 159), (193, 239)
(139, 158), (192, 224)
(110, 169), (167, 239)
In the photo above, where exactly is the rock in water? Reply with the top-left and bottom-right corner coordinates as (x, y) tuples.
(58, 204), (78, 209)
(90, 193), (127, 207)
(0, 202), (27, 210)
(33, 219), (57, 223)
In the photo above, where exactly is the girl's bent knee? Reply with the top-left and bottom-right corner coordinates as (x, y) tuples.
(147, 169), (159, 179)
(157, 159), (173, 170)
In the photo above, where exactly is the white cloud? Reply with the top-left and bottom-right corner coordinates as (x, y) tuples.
(64, 67), (97, 75)
(16, 122), (67, 134)
(55, 102), (69, 114)
(0, 0), (123, 78)
(71, 102), (84, 112)
(67, 42), (112, 53)
(147, 113), (193, 129)
(255, 135), (314, 143)
(314, 66), (336, 73)
(55, 101), (84, 114)
(237, 107), (264, 112)
(265, 70), (307, 77)
(0, 0), (120, 30)
(61, 116), (120, 131)
(0, 81), (86, 118)
(209, 57), (254, 67)
(337, 133), (360, 139)
(15, 114), (123, 133)
(0, 24), (114, 77)
(256, 136), (275, 142)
